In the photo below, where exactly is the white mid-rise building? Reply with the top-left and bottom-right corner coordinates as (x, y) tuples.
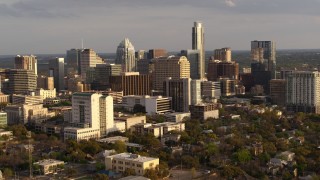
(286, 71), (320, 113)
(35, 88), (56, 99)
(64, 92), (117, 141)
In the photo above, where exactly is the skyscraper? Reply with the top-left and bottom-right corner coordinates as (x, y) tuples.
(153, 56), (190, 91)
(192, 22), (205, 79)
(207, 60), (239, 81)
(80, 49), (104, 80)
(164, 78), (191, 112)
(214, 48), (232, 62)
(66, 49), (82, 74)
(116, 38), (136, 72)
(251, 40), (276, 78)
(8, 69), (37, 94)
(148, 49), (167, 59)
(14, 55), (37, 75)
(181, 50), (201, 79)
(49, 58), (65, 91)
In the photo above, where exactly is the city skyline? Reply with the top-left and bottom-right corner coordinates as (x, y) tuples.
(1, 0), (320, 55)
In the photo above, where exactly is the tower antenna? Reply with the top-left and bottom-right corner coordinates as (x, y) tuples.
(81, 38), (84, 49)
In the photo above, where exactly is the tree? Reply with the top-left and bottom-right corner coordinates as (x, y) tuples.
(95, 162), (105, 171)
(181, 155), (199, 168)
(95, 173), (109, 180)
(3, 168), (13, 178)
(65, 167), (77, 177)
(133, 104), (146, 113)
(144, 169), (158, 180)
(234, 149), (251, 163)
(220, 165), (243, 179)
(113, 140), (127, 153)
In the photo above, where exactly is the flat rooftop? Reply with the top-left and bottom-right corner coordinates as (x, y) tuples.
(34, 159), (64, 166)
(108, 153), (157, 163)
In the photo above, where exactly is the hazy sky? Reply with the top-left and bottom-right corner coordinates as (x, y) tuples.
(0, 0), (320, 55)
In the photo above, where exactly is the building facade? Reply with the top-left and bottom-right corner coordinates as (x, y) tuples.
(192, 22), (205, 79)
(8, 69), (37, 94)
(164, 78), (191, 112)
(116, 38), (136, 72)
(49, 58), (65, 91)
(14, 55), (37, 75)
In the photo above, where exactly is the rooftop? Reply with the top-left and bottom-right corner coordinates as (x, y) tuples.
(108, 153), (157, 163)
(34, 159), (64, 166)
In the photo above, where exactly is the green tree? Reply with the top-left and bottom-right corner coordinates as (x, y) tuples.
(123, 168), (136, 176)
(3, 168), (13, 178)
(144, 169), (158, 180)
(181, 155), (199, 168)
(65, 167), (77, 177)
(95, 162), (105, 171)
(113, 140), (127, 153)
(234, 149), (251, 163)
(133, 104), (146, 113)
(95, 173), (109, 180)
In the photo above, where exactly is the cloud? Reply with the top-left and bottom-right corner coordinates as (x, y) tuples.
(225, 0), (236, 7)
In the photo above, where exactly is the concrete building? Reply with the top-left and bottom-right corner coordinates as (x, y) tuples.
(33, 159), (64, 175)
(105, 153), (159, 176)
(189, 103), (219, 121)
(130, 122), (185, 138)
(164, 112), (190, 122)
(286, 71), (320, 113)
(92, 64), (122, 90)
(192, 21), (205, 79)
(35, 88), (57, 99)
(201, 81), (221, 100)
(122, 95), (172, 115)
(191, 79), (202, 105)
(12, 94), (43, 105)
(116, 38), (136, 72)
(214, 47), (232, 62)
(49, 58), (65, 91)
(64, 92), (118, 140)
(7, 69), (37, 94)
(153, 56), (190, 91)
(5, 105), (23, 125)
(80, 49), (104, 80)
(207, 60), (239, 81)
(0, 112), (7, 128)
(0, 94), (10, 103)
(114, 115), (147, 131)
(37, 76), (54, 90)
(164, 78), (191, 112)
(109, 72), (151, 96)
(14, 55), (37, 75)
(220, 78), (236, 97)
(181, 49), (202, 79)
(270, 79), (286, 107)
(6, 104), (53, 124)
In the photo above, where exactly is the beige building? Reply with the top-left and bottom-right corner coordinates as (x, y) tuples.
(12, 94), (43, 105)
(153, 56), (190, 91)
(0, 94), (10, 103)
(105, 153), (159, 176)
(80, 49), (104, 80)
(130, 122), (185, 138)
(189, 103), (219, 121)
(8, 69), (37, 94)
(35, 88), (57, 99)
(214, 47), (232, 62)
(114, 115), (146, 130)
(14, 55), (37, 75)
(33, 159), (64, 175)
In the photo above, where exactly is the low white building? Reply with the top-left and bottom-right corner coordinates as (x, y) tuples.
(33, 159), (64, 175)
(130, 122), (185, 138)
(35, 88), (57, 99)
(164, 112), (190, 122)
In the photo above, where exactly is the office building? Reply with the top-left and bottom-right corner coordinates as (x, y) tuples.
(153, 56), (190, 91)
(164, 78), (191, 112)
(114, 115), (147, 131)
(130, 122), (185, 138)
(270, 79), (286, 107)
(207, 60), (239, 81)
(286, 71), (320, 113)
(14, 55), (37, 75)
(220, 78), (236, 96)
(64, 92), (117, 140)
(116, 38), (136, 72)
(37, 76), (54, 90)
(12, 93), (43, 104)
(5, 105), (23, 125)
(80, 49), (104, 80)
(109, 72), (151, 96)
(49, 58), (65, 91)
(192, 22), (205, 79)
(201, 81), (221, 100)
(148, 49), (167, 59)
(181, 50), (202, 79)
(91, 64), (122, 90)
(251, 40), (276, 79)
(214, 47), (232, 62)
(135, 50), (147, 61)
(137, 59), (152, 75)
(8, 69), (37, 94)
(35, 88), (57, 99)
(0, 112), (7, 128)
(105, 153), (159, 176)
(191, 79), (202, 105)
(189, 103), (219, 121)
(122, 95), (172, 115)
(0, 94), (10, 104)
(66, 49), (82, 74)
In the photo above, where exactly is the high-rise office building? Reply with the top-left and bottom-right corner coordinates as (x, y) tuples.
(181, 50), (202, 79)
(191, 79), (202, 105)
(37, 76), (54, 90)
(91, 64), (122, 90)
(66, 49), (82, 74)
(80, 49), (104, 80)
(214, 47), (232, 62)
(153, 56), (190, 91)
(220, 78), (236, 97)
(207, 60), (239, 81)
(148, 49), (167, 59)
(164, 78), (191, 112)
(109, 72), (151, 96)
(14, 55), (37, 75)
(251, 40), (276, 79)
(192, 22), (205, 79)
(115, 38), (136, 72)
(135, 50), (147, 61)
(8, 69), (37, 94)
(286, 71), (320, 114)
(201, 81), (221, 100)
(49, 58), (65, 91)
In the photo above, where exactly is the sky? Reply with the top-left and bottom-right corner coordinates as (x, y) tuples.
(0, 0), (320, 55)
